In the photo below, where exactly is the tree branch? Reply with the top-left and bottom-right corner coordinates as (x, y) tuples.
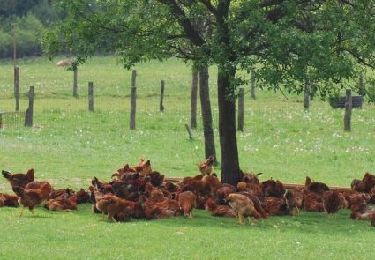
(198, 0), (218, 16)
(157, 0), (205, 46)
(345, 48), (375, 69)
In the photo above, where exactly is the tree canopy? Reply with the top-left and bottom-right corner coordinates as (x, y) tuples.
(44, 0), (375, 184)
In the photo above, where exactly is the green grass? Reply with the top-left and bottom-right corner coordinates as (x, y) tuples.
(0, 206), (374, 259)
(0, 56), (374, 259)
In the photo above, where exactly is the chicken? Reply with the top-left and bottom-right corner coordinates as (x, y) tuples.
(205, 197), (236, 217)
(347, 193), (370, 219)
(95, 195), (113, 216)
(227, 193), (263, 224)
(49, 188), (75, 200)
(76, 189), (91, 204)
(181, 180), (209, 197)
(237, 192), (268, 219)
(96, 195), (142, 222)
(47, 195), (78, 211)
(261, 179), (285, 197)
(241, 172), (262, 185)
(92, 177), (114, 194)
(111, 164), (137, 180)
(183, 174), (204, 183)
(362, 172), (375, 193)
(2, 169), (34, 194)
(284, 189), (304, 216)
(163, 181), (179, 193)
(0, 193), (19, 207)
(13, 183), (51, 216)
(237, 181), (263, 197)
(202, 174), (221, 197)
(148, 171), (165, 187)
(177, 191), (196, 218)
(303, 191), (324, 212)
(25, 182), (52, 200)
(196, 195), (208, 209)
(215, 185), (236, 204)
(370, 187), (375, 204)
(304, 176), (329, 194)
(135, 159), (152, 176)
(198, 155), (215, 175)
(261, 197), (289, 216)
(144, 198), (180, 219)
(322, 190), (347, 215)
(351, 179), (366, 193)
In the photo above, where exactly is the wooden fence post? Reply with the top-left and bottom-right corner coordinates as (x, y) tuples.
(14, 66), (20, 111)
(73, 68), (78, 98)
(344, 89), (352, 131)
(250, 69), (256, 100)
(88, 82), (94, 112)
(160, 80), (165, 112)
(191, 68), (198, 129)
(237, 86), (244, 131)
(130, 70), (137, 130)
(304, 77), (311, 111)
(25, 86), (34, 127)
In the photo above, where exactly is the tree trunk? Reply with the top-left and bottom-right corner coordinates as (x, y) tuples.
(237, 86), (244, 131)
(199, 65), (216, 161)
(190, 67), (198, 129)
(304, 77), (310, 111)
(250, 69), (256, 100)
(217, 67), (241, 185)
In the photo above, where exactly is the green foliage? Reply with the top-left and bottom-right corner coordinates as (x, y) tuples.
(44, 0), (375, 98)
(0, 0), (42, 18)
(0, 14), (45, 58)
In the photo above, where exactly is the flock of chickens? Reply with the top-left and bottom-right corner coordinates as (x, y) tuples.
(1, 156), (375, 227)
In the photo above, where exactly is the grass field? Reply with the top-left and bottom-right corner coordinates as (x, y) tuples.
(0, 56), (374, 259)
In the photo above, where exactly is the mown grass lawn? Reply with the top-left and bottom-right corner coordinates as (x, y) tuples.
(0, 56), (374, 259)
(0, 205), (374, 259)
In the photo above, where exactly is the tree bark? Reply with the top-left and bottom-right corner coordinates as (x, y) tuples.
(217, 67), (241, 185)
(250, 69), (256, 100)
(199, 65), (216, 161)
(237, 86), (244, 131)
(304, 77), (310, 111)
(190, 67), (198, 129)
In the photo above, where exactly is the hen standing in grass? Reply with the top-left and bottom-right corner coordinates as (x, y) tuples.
(13, 183), (51, 217)
(2, 169), (34, 194)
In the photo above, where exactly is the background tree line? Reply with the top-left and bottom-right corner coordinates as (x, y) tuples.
(0, 0), (60, 58)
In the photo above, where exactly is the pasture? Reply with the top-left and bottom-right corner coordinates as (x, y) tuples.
(0, 56), (374, 259)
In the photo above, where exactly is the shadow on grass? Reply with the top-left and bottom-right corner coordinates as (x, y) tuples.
(150, 209), (374, 236)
